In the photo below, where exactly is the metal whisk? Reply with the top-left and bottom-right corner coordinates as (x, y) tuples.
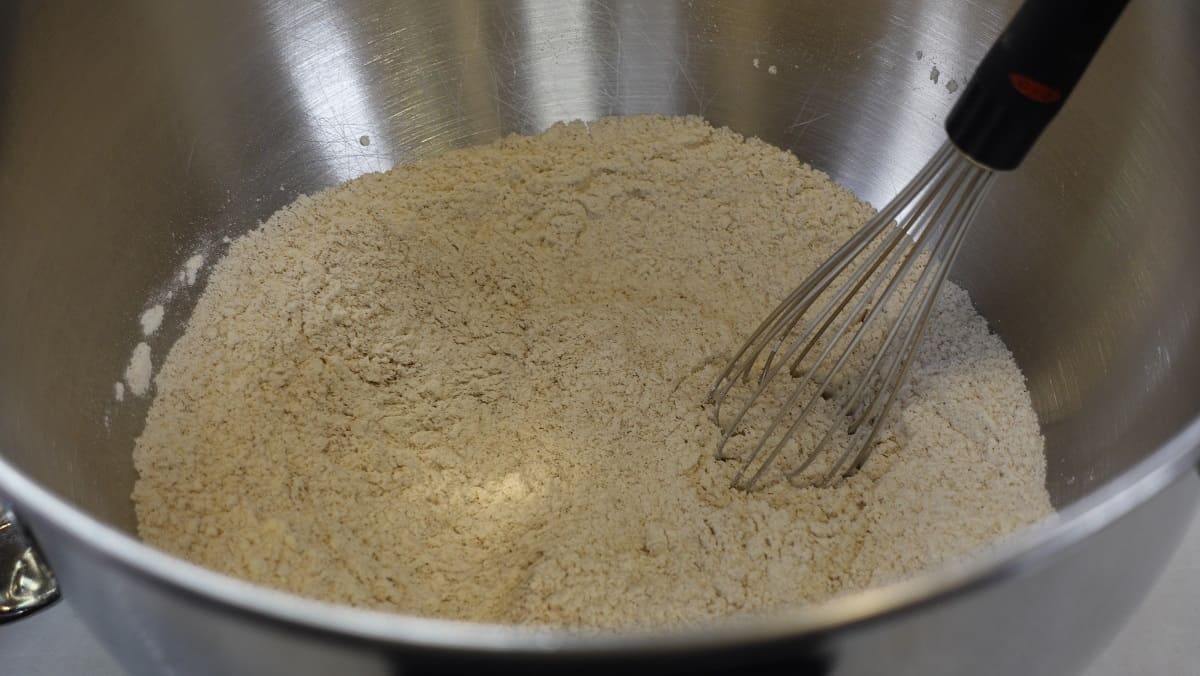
(708, 0), (1130, 491)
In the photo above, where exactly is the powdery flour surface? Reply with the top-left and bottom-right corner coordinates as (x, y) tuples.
(133, 116), (1051, 629)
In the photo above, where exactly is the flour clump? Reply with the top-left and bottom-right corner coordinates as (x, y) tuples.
(132, 115), (1051, 629)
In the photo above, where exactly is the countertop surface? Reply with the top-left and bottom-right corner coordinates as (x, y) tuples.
(3, 510), (1197, 675)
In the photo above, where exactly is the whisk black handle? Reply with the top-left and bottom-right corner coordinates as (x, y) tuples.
(945, 0), (1130, 171)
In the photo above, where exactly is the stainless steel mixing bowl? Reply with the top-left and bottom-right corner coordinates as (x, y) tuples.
(1, 1), (1198, 674)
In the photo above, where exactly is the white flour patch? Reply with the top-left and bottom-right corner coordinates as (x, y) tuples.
(140, 305), (165, 336)
(183, 254), (205, 286)
(124, 342), (152, 397)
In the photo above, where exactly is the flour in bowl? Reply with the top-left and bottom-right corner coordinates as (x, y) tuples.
(132, 115), (1051, 628)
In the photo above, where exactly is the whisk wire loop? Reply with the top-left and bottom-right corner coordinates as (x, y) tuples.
(840, 167), (996, 476)
(707, 144), (957, 420)
(708, 144), (996, 490)
(740, 161), (977, 490)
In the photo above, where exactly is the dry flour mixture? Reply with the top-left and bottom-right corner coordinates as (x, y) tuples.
(133, 115), (1051, 629)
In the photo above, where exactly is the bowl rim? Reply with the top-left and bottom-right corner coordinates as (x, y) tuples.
(1, 415), (1198, 655)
